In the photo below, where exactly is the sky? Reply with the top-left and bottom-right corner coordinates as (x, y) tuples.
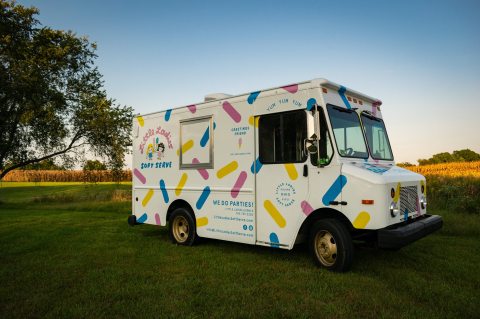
(20, 0), (480, 164)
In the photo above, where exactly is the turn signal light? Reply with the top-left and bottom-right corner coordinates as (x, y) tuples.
(362, 199), (374, 205)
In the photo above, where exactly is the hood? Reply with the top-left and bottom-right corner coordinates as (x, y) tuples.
(341, 161), (424, 184)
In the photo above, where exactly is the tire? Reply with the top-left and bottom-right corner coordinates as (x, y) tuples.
(127, 215), (137, 226)
(309, 218), (354, 272)
(168, 208), (197, 246)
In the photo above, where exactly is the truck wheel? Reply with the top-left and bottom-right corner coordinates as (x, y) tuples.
(309, 219), (354, 272)
(169, 208), (197, 246)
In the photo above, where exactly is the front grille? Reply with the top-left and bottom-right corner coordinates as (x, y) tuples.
(400, 186), (418, 214)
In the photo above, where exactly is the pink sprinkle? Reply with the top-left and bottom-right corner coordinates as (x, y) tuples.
(231, 171), (247, 198)
(187, 105), (197, 113)
(133, 168), (146, 184)
(223, 101), (241, 123)
(281, 84), (298, 94)
(155, 213), (161, 225)
(301, 200), (314, 216)
(193, 158), (209, 180)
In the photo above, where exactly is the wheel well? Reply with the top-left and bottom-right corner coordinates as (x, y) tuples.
(166, 199), (195, 223)
(296, 208), (354, 243)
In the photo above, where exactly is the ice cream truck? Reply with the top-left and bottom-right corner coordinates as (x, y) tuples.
(129, 78), (443, 272)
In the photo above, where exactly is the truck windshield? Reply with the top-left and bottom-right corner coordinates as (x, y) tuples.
(361, 112), (394, 160)
(327, 105), (368, 159)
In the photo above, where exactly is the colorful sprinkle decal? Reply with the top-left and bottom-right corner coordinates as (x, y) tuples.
(300, 200), (314, 216)
(282, 84), (298, 94)
(165, 109), (172, 121)
(155, 213), (161, 225)
(192, 158), (209, 180)
(177, 139), (194, 156)
(353, 211), (370, 229)
(248, 116), (259, 127)
(133, 168), (146, 184)
(284, 164), (298, 180)
(196, 186), (210, 210)
(307, 98), (316, 111)
(372, 101), (381, 116)
(200, 122), (216, 147)
(217, 161), (239, 179)
(404, 209), (409, 221)
(322, 175), (347, 206)
(137, 213), (147, 224)
(142, 189), (154, 207)
(269, 232), (280, 248)
(231, 171), (247, 198)
(159, 179), (169, 203)
(137, 116), (144, 127)
(393, 182), (401, 203)
(247, 91), (261, 104)
(197, 216), (209, 227)
(238, 138), (242, 148)
(175, 173), (188, 196)
(338, 85), (352, 109)
(187, 104), (196, 114)
(223, 101), (241, 123)
(250, 157), (263, 174)
(264, 200), (286, 228)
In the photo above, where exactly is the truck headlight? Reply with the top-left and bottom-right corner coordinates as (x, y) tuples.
(420, 195), (427, 209)
(390, 201), (400, 217)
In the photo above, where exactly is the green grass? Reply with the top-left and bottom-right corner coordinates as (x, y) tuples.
(1, 183), (479, 318)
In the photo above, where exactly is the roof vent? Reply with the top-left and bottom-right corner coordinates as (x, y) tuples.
(204, 93), (232, 102)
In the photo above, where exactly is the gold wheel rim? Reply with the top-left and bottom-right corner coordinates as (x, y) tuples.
(172, 216), (189, 243)
(314, 230), (337, 267)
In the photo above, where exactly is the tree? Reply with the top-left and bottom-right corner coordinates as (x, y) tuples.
(83, 160), (107, 171)
(418, 149), (480, 165)
(452, 149), (480, 162)
(22, 158), (65, 170)
(0, 1), (133, 180)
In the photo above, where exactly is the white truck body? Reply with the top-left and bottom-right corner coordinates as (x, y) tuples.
(131, 78), (442, 268)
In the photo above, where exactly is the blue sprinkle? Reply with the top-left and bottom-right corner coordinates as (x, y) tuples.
(338, 86), (351, 109)
(322, 175), (347, 206)
(200, 127), (210, 147)
(247, 91), (261, 104)
(165, 109), (172, 121)
(200, 122), (216, 147)
(137, 213), (148, 224)
(196, 186), (210, 210)
(159, 179), (169, 203)
(269, 232), (280, 248)
(307, 98), (317, 111)
(250, 157), (263, 174)
(404, 209), (409, 221)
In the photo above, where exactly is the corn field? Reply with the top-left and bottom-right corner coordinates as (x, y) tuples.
(1, 170), (132, 183)
(405, 161), (480, 178)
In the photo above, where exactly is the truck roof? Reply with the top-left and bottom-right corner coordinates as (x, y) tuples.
(138, 78), (382, 117)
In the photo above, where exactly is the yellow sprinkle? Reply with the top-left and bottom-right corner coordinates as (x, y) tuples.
(248, 116), (259, 127)
(196, 217), (208, 227)
(353, 211), (370, 229)
(137, 116), (144, 127)
(264, 200), (286, 228)
(284, 164), (298, 180)
(177, 139), (194, 156)
(142, 189), (154, 207)
(216, 161), (238, 179)
(175, 173), (188, 196)
(393, 182), (401, 203)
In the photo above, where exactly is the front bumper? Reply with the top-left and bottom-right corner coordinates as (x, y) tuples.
(377, 214), (443, 249)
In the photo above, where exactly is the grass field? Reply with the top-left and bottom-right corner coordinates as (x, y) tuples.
(1, 183), (479, 318)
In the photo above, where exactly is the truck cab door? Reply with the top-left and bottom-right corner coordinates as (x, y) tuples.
(254, 109), (311, 248)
